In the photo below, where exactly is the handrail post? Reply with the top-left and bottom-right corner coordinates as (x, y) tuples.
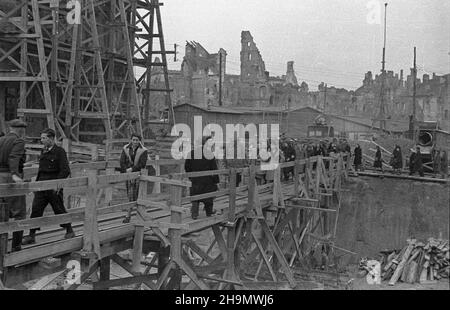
(82, 170), (100, 258)
(247, 163), (256, 214)
(294, 159), (300, 197)
(168, 181), (183, 290)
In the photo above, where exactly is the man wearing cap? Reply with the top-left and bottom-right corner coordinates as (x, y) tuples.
(22, 128), (75, 245)
(0, 119), (28, 252)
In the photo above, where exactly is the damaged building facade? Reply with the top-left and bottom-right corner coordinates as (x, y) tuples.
(152, 30), (449, 135)
(162, 31), (314, 112)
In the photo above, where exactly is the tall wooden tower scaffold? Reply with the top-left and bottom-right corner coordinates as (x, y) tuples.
(0, 0), (58, 136)
(131, 0), (177, 136)
(1, 0), (179, 143)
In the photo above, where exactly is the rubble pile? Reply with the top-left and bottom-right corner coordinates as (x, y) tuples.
(380, 238), (449, 285)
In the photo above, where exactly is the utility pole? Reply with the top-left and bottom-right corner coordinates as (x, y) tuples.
(219, 52), (223, 106)
(378, 2), (388, 131)
(323, 84), (328, 113)
(411, 46), (417, 139)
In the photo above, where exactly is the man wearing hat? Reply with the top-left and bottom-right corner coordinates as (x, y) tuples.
(0, 119), (28, 252)
(22, 128), (75, 245)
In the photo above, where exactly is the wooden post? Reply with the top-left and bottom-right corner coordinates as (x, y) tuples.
(153, 155), (161, 194)
(0, 202), (8, 283)
(91, 144), (99, 162)
(168, 183), (183, 289)
(132, 225), (144, 273)
(104, 167), (115, 205)
(226, 169), (238, 286)
(294, 160), (300, 197)
(99, 257), (111, 290)
(82, 170), (100, 257)
(247, 163), (256, 213)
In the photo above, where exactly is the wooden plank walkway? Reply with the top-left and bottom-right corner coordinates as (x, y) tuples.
(3, 181), (295, 268)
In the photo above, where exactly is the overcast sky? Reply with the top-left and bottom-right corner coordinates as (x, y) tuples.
(158, 0), (449, 90)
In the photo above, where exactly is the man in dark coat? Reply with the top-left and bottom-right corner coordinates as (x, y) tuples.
(184, 136), (219, 220)
(22, 129), (75, 245)
(281, 140), (295, 181)
(373, 146), (383, 171)
(440, 150), (448, 179)
(433, 149), (441, 176)
(353, 144), (363, 171)
(391, 145), (403, 174)
(0, 119), (27, 252)
(410, 147), (424, 177)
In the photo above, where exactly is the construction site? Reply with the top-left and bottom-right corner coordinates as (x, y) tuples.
(0, 0), (449, 291)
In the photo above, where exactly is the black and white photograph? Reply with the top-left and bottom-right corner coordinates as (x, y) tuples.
(0, 0), (448, 295)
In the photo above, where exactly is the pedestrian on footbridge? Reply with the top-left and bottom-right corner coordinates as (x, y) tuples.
(119, 133), (149, 223)
(440, 150), (448, 179)
(184, 136), (219, 220)
(0, 119), (28, 252)
(23, 128), (75, 245)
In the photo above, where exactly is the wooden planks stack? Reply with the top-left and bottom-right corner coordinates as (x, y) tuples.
(380, 238), (449, 285)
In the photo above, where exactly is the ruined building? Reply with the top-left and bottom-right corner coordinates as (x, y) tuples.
(159, 31), (449, 133)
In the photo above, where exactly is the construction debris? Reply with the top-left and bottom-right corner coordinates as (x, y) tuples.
(378, 238), (449, 286)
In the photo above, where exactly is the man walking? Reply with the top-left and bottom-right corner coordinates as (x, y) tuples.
(23, 129), (74, 245)
(184, 136), (219, 220)
(410, 146), (424, 177)
(353, 144), (363, 172)
(440, 150), (448, 179)
(0, 119), (28, 252)
(391, 145), (403, 174)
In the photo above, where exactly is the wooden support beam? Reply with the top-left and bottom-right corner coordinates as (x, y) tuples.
(29, 270), (67, 290)
(132, 225), (145, 273)
(211, 225), (228, 262)
(258, 220), (296, 287)
(251, 231), (277, 282)
(93, 274), (159, 290)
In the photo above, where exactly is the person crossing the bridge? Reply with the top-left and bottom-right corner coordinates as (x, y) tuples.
(391, 145), (403, 175)
(184, 136), (219, 220)
(22, 129), (75, 245)
(409, 146), (425, 177)
(373, 146), (384, 172)
(119, 133), (149, 223)
(440, 150), (448, 179)
(0, 119), (28, 252)
(353, 144), (363, 172)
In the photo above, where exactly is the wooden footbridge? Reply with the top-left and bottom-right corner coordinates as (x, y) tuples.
(0, 154), (352, 290)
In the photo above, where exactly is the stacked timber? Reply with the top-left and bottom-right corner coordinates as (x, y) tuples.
(380, 238), (449, 285)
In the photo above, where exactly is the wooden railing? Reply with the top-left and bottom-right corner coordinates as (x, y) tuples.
(0, 154), (351, 288)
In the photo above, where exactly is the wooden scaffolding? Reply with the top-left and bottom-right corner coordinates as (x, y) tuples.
(0, 0), (175, 142)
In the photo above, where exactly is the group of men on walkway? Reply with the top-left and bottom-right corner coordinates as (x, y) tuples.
(0, 120), (74, 252)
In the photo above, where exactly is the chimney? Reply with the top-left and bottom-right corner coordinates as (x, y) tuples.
(400, 70), (404, 81)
